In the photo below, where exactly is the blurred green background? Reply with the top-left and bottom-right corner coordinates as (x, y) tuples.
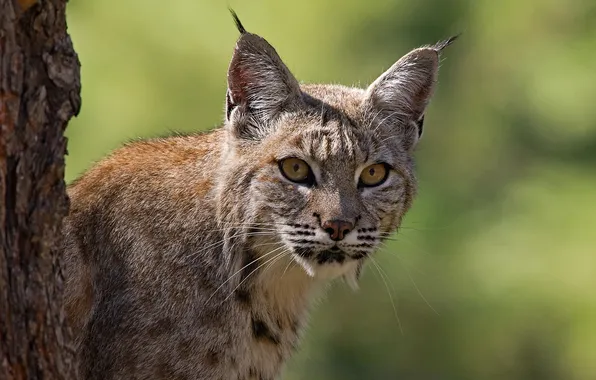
(65, 0), (596, 379)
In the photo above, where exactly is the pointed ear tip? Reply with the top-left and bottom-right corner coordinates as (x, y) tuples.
(403, 48), (442, 69)
(433, 33), (461, 52)
(234, 32), (269, 53)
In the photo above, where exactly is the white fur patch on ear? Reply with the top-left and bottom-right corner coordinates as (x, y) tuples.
(406, 114), (424, 149)
(415, 114), (425, 139)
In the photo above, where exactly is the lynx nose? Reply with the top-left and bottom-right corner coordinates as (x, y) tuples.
(321, 220), (354, 241)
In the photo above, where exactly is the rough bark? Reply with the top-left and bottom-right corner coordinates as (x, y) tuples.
(0, 0), (81, 378)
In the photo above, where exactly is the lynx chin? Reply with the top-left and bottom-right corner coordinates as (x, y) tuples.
(63, 10), (457, 380)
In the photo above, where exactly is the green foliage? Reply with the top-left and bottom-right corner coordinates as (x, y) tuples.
(66, 1), (596, 378)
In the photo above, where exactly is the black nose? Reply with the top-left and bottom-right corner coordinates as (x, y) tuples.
(321, 219), (354, 241)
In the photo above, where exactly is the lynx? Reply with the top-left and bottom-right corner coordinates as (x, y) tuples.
(63, 11), (457, 380)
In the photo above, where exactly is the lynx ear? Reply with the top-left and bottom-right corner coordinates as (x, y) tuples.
(226, 11), (302, 140)
(364, 36), (458, 149)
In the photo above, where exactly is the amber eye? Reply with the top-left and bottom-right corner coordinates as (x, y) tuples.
(359, 163), (389, 187)
(279, 158), (314, 185)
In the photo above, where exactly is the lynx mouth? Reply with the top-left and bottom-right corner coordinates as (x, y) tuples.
(290, 243), (367, 282)
(316, 249), (346, 264)
(294, 246), (366, 265)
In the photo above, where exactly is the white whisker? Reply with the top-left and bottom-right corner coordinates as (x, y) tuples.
(368, 255), (403, 335)
(206, 245), (285, 303)
(223, 248), (290, 302)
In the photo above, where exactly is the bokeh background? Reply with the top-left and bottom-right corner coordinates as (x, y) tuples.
(65, 1), (596, 379)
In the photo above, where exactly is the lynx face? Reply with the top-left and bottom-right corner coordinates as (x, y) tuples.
(217, 15), (456, 285)
(245, 107), (415, 282)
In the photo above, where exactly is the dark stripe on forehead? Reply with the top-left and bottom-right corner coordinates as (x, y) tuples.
(301, 127), (358, 163)
(302, 93), (358, 128)
(320, 105), (336, 127)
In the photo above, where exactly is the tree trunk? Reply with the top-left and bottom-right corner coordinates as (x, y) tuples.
(0, 0), (81, 378)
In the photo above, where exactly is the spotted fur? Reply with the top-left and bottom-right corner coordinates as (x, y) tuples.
(63, 13), (456, 380)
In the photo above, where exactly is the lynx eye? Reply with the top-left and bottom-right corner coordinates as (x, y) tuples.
(359, 163), (389, 187)
(279, 158), (314, 185)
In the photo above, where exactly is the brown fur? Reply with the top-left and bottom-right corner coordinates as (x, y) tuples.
(63, 14), (456, 380)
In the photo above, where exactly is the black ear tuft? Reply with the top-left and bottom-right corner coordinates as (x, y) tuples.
(229, 8), (247, 34)
(432, 34), (461, 52)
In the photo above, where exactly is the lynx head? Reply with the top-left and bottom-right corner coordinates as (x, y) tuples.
(216, 11), (456, 286)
